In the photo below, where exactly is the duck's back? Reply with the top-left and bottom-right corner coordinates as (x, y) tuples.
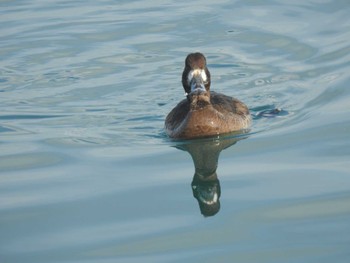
(210, 92), (250, 119)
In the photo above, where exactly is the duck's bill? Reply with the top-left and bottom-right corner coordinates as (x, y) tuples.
(190, 75), (206, 93)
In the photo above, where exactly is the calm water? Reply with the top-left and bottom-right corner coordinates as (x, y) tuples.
(1, 0), (350, 262)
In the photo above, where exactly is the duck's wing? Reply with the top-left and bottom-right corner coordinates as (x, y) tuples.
(165, 99), (190, 131)
(210, 91), (250, 117)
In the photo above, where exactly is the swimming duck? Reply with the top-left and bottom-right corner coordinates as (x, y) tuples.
(165, 52), (251, 139)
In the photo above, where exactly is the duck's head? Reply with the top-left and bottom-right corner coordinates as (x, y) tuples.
(182, 52), (211, 97)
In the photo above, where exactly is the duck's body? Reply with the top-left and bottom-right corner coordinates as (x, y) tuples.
(165, 53), (251, 139)
(165, 91), (250, 139)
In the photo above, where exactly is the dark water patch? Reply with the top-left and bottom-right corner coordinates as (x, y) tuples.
(144, 132), (166, 140)
(0, 125), (15, 133)
(226, 29), (241, 34)
(0, 114), (68, 120)
(251, 105), (289, 119)
(0, 125), (33, 136)
(131, 126), (156, 130)
(85, 108), (109, 112)
(254, 108), (289, 119)
(209, 63), (240, 68)
(232, 72), (249, 78)
(73, 138), (103, 145)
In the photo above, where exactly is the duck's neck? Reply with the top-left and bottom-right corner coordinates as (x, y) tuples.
(189, 93), (211, 111)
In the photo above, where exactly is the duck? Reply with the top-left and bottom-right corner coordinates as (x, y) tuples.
(165, 52), (251, 139)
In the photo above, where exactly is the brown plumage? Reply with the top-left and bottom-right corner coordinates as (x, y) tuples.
(165, 52), (251, 139)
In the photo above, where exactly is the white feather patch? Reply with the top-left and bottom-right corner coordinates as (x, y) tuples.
(187, 69), (207, 84)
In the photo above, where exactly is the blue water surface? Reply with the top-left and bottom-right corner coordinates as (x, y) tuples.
(1, 0), (350, 262)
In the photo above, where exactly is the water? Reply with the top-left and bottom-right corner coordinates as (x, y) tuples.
(1, 0), (350, 262)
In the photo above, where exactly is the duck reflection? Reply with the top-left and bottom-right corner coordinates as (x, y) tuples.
(175, 134), (246, 217)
